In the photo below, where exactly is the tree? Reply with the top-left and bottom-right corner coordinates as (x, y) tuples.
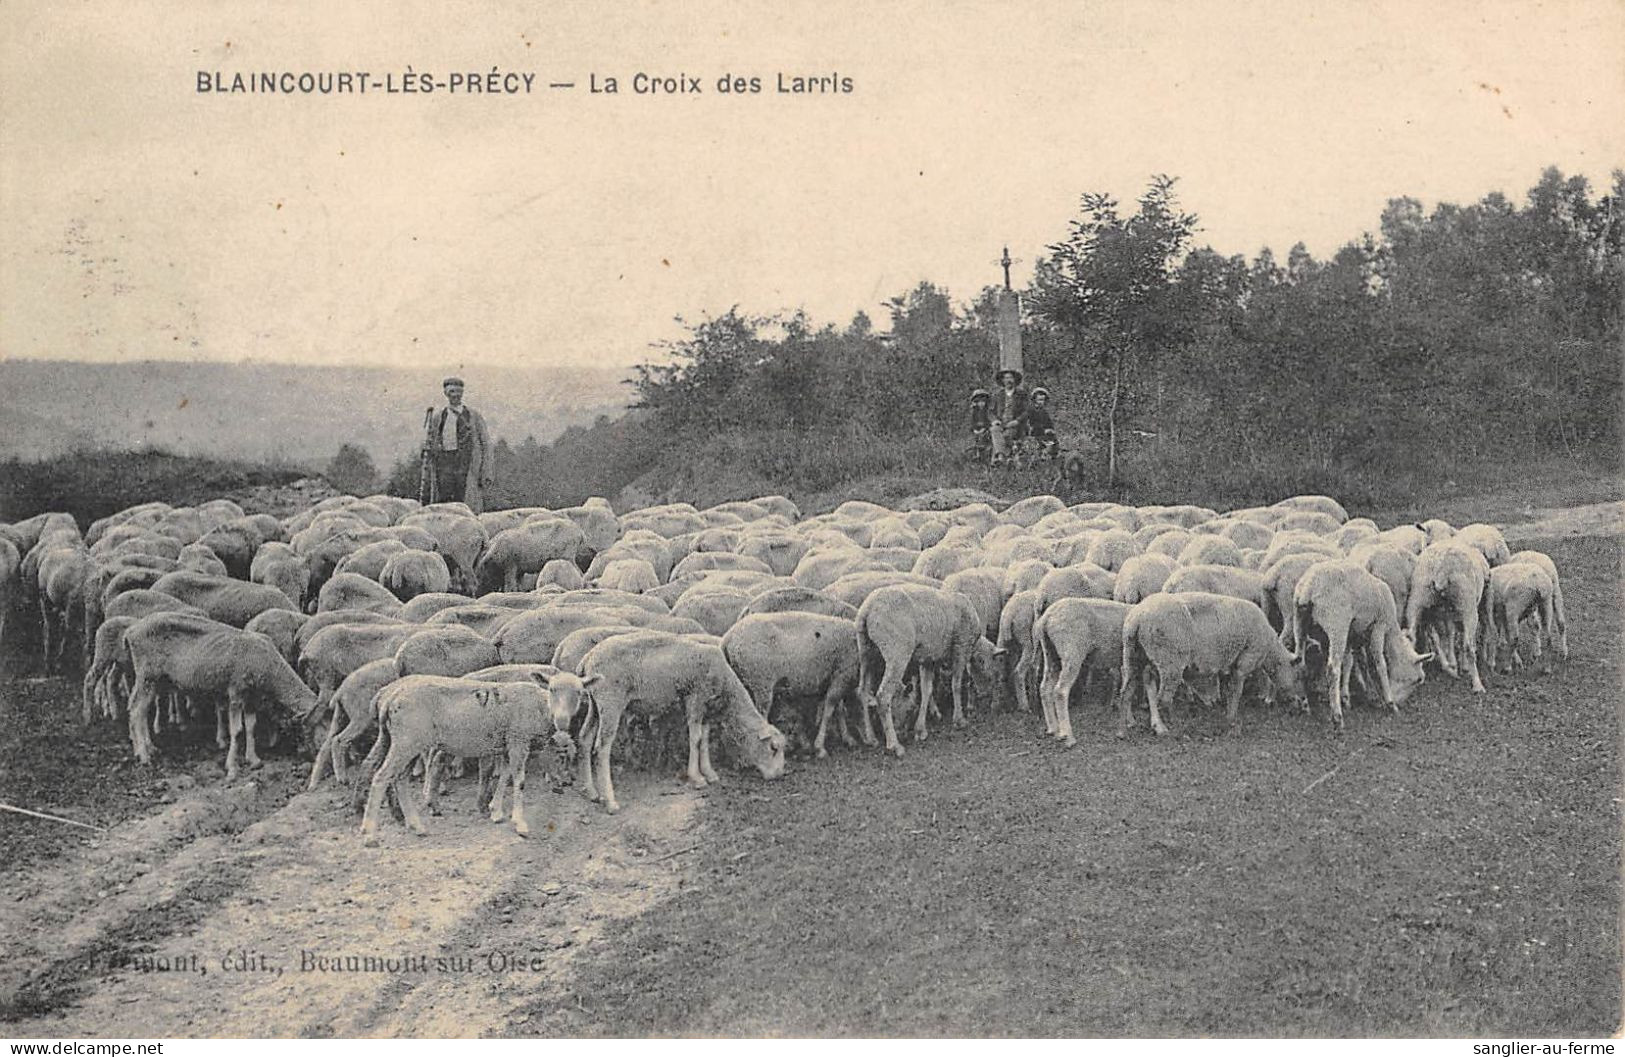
(1028, 174), (1201, 488)
(326, 443), (378, 496)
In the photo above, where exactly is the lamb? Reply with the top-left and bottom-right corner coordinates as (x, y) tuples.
(856, 584), (999, 755)
(1034, 597), (1133, 746)
(1119, 592), (1306, 736)
(1486, 563), (1558, 674)
(1507, 550), (1568, 660)
(1405, 541), (1492, 693)
(359, 670), (587, 840)
(83, 615), (137, 723)
(398, 511), (488, 592)
(379, 549), (452, 601)
(722, 612), (865, 758)
(1112, 554), (1177, 606)
(1292, 561), (1431, 729)
(124, 611), (317, 777)
(576, 631), (786, 813)
(316, 572), (407, 617)
(474, 519), (586, 593)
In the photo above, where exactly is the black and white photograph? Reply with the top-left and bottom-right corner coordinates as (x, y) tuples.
(1, 0), (1620, 1042)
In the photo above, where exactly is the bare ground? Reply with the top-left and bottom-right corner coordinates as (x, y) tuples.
(1, 499), (1618, 1038)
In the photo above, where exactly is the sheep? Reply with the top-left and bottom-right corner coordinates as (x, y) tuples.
(308, 657), (400, 789)
(1034, 563), (1116, 615)
(737, 585), (859, 622)
(292, 608), (406, 657)
(734, 532), (810, 577)
(542, 587), (670, 614)
(398, 511), (489, 592)
(910, 542), (984, 582)
(1177, 535), (1245, 568)
(124, 611), (317, 777)
(1454, 523), (1512, 569)
(424, 603), (523, 638)
(1084, 530), (1141, 573)
(671, 586), (751, 636)
(856, 584), (999, 755)
(575, 631), (786, 813)
(1292, 561), (1431, 729)
(393, 624), (501, 679)
(1119, 592), (1306, 736)
(358, 670), (586, 840)
(822, 570), (943, 610)
(722, 612), (865, 758)
(331, 539), (409, 581)
(586, 535), (674, 584)
(1345, 542), (1416, 629)
(492, 605), (641, 665)
(1002, 558), (1055, 601)
(535, 558), (587, 592)
(1486, 564), (1558, 674)
(1217, 519), (1276, 551)
(596, 558), (660, 594)
(379, 549), (453, 601)
(83, 615), (137, 723)
(399, 592), (471, 622)
(1260, 552), (1336, 649)
(1507, 550), (1568, 660)
(1034, 597), (1133, 746)
(0, 536), (18, 655)
(1112, 554), (1177, 606)
(1163, 564), (1270, 614)
(944, 567), (1006, 641)
(794, 549), (888, 590)
(1270, 494), (1349, 523)
(1144, 529), (1195, 560)
(176, 543), (229, 577)
(316, 572), (406, 618)
(39, 548), (94, 672)
(992, 589), (1041, 714)
(251, 544), (312, 613)
(243, 607), (309, 665)
(475, 518), (586, 593)
(296, 621), (422, 721)
(1405, 541), (1492, 693)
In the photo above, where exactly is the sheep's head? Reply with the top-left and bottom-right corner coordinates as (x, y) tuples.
(754, 725), (787, 780)
(531, 668), (599, 732)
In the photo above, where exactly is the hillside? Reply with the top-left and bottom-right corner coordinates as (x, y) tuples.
(0, 360), (630, 464)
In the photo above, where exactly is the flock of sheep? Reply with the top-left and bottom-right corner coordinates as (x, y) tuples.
(0, 487), (1567, 841)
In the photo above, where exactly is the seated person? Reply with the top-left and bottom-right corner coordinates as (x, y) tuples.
(990, 368), (1028, 464)
(969, 388), (993, 461)
(1026, 386), (1059, 459)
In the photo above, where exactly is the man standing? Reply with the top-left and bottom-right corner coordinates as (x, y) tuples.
(420, 375), (493, 512)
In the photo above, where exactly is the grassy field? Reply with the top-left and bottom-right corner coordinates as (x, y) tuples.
(508, 533), (1621, 1037)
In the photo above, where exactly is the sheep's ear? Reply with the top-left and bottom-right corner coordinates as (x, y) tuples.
(1415, 650), (1435, 664)
(991, 646), (1008, 657)
(582, 673), (602, 688)
(473, 688), (492, 707)
(528, 669), (553, 688)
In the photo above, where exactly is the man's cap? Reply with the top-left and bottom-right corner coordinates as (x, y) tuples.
(1031, 386), (1050, 401)
(970, 388), (990, 402)
(442, 376), (465, 388)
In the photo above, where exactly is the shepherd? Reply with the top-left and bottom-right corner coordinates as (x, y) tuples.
(419, 375), (494, 512)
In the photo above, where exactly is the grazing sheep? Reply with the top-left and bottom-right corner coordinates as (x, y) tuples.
(1176, 535), (1245, 568)
(734, 532), (810, 577)
(1163, 564), (1269, 613)
(316, 572), (407, 618)
(1292, 561), (1431, 729)
(722, 612), (864, 758)
(359, 670), (586, 840)
(1260, 552), (1335, 648)
(309, 657), (400, 789)
(1454, 523), (1512, 569)
(379, 549), (452, 601)
(1507, 550), (1568, 660)
(243, 608), (309, 665)
(425, 604), (523, 638)
(399, 592), (471, 622)
(1112, 554), (1177, 606)
(1144, 529), (1195, 560)
(586, 535), (675, 584)
(737, 585), (859, 622)
(475, 519), (587, 593)
(394, 624), (500, 679)
(1345, 543), (1416, 629)
(83, 615), (137, 723)
(493, 605), (641, 664)
(1486, 564), (1558, 674)
(176, 543), (229, 577)
(1034, 563), (1115, 614)
(944, 567), (1006, 641)
(992, 589), (1041, 714)
(297, 621), (422, 721)
(332, 539), (409, 582)
(399, 511), (489, 592)
(856, 584), (999, 755)
(671, 587), (751, 636)
(575, 631), (786, 813)
(1034, 597), (1133, 746)
(1001, 558), (1055, 601)
(124, 611), (317, 777)
(1084, 530), (1141, 573)
(1405, 541), (1492, 693)
(536, 558), (587, 592)
(1119, 592), (1305, 736)
(596, 557), (660, 594)
(1270, 494), (1349, 523)
(292, 608), (406, 657)
(910, 542), (985, 582)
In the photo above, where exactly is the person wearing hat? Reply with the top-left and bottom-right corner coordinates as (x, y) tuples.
(969, 387), (993, 462)
(989, 368), (1029, 464)
(1026, 386), (1059, 460)
(420, 375), (493, 511)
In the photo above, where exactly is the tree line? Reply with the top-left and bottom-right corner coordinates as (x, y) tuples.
(378, 165), (1620, 511)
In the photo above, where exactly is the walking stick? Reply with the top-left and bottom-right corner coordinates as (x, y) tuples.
(417, 407), (435, 505)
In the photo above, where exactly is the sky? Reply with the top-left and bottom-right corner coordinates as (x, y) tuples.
(2, 0), (1621, 371)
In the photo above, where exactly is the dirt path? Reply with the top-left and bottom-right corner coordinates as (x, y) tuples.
(1497, 499), (1624, 543)
(5, 765), (704, 1037)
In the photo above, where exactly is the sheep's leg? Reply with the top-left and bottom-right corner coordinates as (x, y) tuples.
(331, 708), (373, 785)
(1036, 648), (1059, 734)
(1553, 584), (1569, 660)
(596, 734), (620, 813)
(1053, 657), (1083, 746)
(38, 598), (52, 670)
(128, 672), (156, 763)
(507, 738), (530, 837)
(914, 666), (937, 742)
(1538, 594), (1556, 674)
(1459, 606), (1487, 694)
(224, 698), (244, 781)
(242, 705), (262, 769)
(812, 685), (845, 759)
(699, 723), (719, 783)
(422, 750), (445, 816)
(575, 712), (600, 802)
(684, 716), (708, 788)
(308, 707), (345, 790)
(1145, 667), (1172, 737)
(487, 755), (511, 825)
(871, 657), (906, 758)
(852, 692), (878, 747)
(1012, 647), (1035, 719)
(1222, 664), (1250, 730)
(504, 566), (518, 593)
